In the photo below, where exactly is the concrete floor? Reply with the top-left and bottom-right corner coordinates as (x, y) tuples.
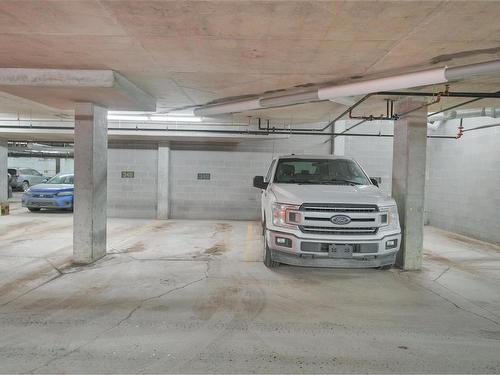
(1, 201), (500, 373)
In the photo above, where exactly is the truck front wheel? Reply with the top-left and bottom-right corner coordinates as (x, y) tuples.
(379, 264), (392, 270)
(263, 233), (279, 268)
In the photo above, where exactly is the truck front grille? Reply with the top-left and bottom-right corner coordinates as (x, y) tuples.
(299, 203), (380, 236)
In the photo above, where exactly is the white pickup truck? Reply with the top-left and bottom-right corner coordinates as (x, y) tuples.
(253, 155), (401, 269)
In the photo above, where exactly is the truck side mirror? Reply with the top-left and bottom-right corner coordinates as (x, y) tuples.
(370, 178), (379, 187)
(253, 176), (268, 189)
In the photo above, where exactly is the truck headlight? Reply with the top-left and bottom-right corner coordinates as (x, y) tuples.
(56, 191), (74, 196)
(272, 203), (302, 228)
(379, 205), (400, 231)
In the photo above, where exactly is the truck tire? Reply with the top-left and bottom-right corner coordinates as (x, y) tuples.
(263, 233), (279, 268)
(28, 207), (41, 212)
(379, 264), (392, 270)
(22, 181), (30, 192)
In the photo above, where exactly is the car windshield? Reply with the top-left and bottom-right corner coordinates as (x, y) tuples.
(273, 158), (371, 185)
(47, 175), (74, 184)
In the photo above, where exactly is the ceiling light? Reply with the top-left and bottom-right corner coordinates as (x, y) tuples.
(107, 114), (149, 121)
(151, 116), (202, 122)
(107, 113), (202, 122)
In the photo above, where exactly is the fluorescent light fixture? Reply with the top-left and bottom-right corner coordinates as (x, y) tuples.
(107, 113), (202, 122)
(151, 116), (202, 122)
(107, 114), (149, 121)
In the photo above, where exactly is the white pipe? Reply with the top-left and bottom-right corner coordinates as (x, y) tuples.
(194, 99), (261, 116)
(427, 120), (443, 130)
(259, 91), (319, 108)
(427, 107), (500, 129)
(429, 107), (500, 122)
(445, 60), (500, 81)
(318, 68), (447, 100)
(194, 59), (500, 116)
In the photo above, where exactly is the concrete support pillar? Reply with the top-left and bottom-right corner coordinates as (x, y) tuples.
(55, 158), (61, 174)
(157, 142), (170, 219)
(0, 139), (8, 204)
(392, 98), (427, 271)
(330, 122), (335, 154)
(73, 103), (108, 264)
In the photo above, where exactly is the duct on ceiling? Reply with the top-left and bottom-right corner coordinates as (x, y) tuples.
(193, 60), (500, 117)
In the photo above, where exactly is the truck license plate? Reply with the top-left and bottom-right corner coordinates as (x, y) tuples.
(328, 244), (353, 258)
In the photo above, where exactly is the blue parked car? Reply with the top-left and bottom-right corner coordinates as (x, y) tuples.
(22, 173), (74, 212)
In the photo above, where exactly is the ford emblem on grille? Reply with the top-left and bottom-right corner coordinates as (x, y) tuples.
(331, 215), (351, 225)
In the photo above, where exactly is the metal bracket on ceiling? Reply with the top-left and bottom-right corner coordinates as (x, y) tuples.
(348, 86), (449, 121)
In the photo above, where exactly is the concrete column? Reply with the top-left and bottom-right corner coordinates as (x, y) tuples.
(0, 139), (8, 204)
(55, 158), (61, 174)
(157, 142), (170, 219)
(73, 103), (108, 264)
(330, 122), (335, 154)
(392, 98), (427, 271)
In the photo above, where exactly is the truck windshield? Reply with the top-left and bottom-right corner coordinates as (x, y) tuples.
(273, 158), (371, 185)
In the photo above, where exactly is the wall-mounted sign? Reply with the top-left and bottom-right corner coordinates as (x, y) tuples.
(197, 173), (211, 180)
(121, 171), (135, 178)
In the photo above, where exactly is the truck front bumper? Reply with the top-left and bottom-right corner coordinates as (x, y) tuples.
(267, 229), (400, 268)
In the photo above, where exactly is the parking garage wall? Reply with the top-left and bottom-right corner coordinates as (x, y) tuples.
(169, 135), (330, 220)
(337, 120), (394, 195)
(8, 157), (73, 176)
(107, 144), (158, 219)
(339, 118), (500, 244)
(425, 118), (500, 244)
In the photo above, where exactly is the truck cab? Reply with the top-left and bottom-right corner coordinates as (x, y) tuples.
(253, 155), (401, 269)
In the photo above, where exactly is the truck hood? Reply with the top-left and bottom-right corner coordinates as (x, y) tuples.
(271, 183), (395, 207)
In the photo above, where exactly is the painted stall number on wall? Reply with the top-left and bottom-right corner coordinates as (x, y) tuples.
(121, 171), (135, 178)
(197, 173), (211, 180)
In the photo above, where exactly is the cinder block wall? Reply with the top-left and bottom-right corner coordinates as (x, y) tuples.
(338, 120), (394, 195)
(339, 118), (500, 244)
(8, 157), (58, 176)
(34, 116), (494, 244)
(169, 135), (330, 220)
(425, 118), (500, 244)
(170, 150), (268, 220)
(8, 157), (74, 176)
(107, 143), (158, 218)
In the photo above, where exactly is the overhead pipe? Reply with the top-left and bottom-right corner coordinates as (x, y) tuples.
(428, 107), (500, 129)
(193, 59), (500, 116)
(317, 68), (446, 100)
(190, 98), (260, 117)
(444, 60), (500, 81)
(0, 124), (456, 139)
(429, 107), (500, 122)
(463, 122), (500, 133)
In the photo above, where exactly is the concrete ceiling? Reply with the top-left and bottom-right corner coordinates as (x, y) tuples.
(0, 0), (499, 122)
